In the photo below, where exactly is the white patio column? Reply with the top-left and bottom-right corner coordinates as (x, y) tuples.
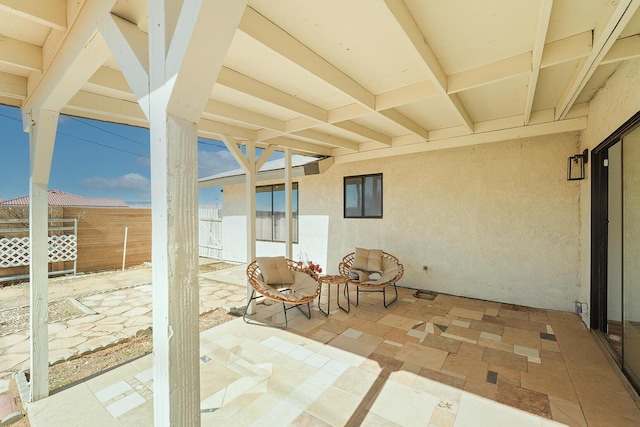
(144, 1), (247, 424)
(245, 142), (257, 313)
(284, 148), (293, 259)
(222, 139), (279, 314)
(20, 2), (114, 402)
(149, 111), (201, 426)
(222, 137), (257, 314)
(26, 109), (59, 401)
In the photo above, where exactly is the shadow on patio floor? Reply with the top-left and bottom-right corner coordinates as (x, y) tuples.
(26, 280), (640, 426)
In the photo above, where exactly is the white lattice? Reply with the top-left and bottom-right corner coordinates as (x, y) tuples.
(48, 235), (77, 262)
(0, 237), (30, 267)
(0, 234), (77, 268)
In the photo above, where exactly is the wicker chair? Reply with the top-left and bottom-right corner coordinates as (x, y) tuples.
(244, 258), (321, 328)
(338, 251), (404, 307)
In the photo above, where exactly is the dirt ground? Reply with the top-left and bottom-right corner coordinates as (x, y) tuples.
(1, 261), (239, 426)
(0, 299), (84, 336)
(47, 307), (237, 391)
(0, 263), (153, 311)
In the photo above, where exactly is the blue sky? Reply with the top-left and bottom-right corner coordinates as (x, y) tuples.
(0, 104), (242, 206)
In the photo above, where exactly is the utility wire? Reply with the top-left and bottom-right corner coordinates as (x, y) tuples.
(69, 116), (147, 147)
(1, 110), (230, 161)
(0, 111), (20, 122)
(57, 131), (149, 158)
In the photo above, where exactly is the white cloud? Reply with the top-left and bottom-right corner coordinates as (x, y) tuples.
(198, 150), (238, 177)
(79, 173), (150, 192)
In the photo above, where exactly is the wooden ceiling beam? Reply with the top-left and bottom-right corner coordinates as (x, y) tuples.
(556, 0), (640, 119)
(239, 6), (375, 110)
(204, 99), (286, 132)
(293, 129), (360, 151)
(384, 0), (474, 133)
(447, 52), (532, 94)
(333, 121), (392, 145)
(217, 67), (328, 123)
(540, 31), (592, 68)
(0, 71), (26, 99)
(0, 37), (43, 72)
(376, 80), (439, 110)
(524, 0), (553, 125)
(238, 5), (425, 140)
(198, 117), (257, 141)
(0, 0), (66, 30)
(23, 1), (117, 114)
(601, 34), (640, 65)
(262, 136), (333, 156)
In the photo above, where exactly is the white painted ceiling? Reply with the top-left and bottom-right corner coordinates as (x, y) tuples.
(1, 0), (640, 160)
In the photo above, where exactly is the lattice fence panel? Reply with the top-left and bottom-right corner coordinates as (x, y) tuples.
(48, 235), (77, 262)
(0, 237), (30, 268)
(0, 234), (77, 267)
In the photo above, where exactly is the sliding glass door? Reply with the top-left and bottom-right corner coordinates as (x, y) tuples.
(592, 112), (640, 393)
(622, 125), (640, 388)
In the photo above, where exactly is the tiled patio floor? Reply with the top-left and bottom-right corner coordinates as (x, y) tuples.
(27, 284), (640, 426)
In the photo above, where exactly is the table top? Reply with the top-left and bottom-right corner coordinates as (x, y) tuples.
(317, 274), (349, 284)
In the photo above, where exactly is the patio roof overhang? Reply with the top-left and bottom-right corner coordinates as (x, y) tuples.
(3, 0), (640, 424)
(3, 1), (639, 160)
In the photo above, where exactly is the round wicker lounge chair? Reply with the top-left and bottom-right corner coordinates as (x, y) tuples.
(338, 250), (404, 308)
(244, 257), (321, 328)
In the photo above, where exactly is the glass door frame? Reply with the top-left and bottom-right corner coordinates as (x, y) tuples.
(590, 110), (640, 389)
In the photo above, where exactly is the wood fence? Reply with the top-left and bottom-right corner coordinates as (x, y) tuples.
(0, 205), (223, 282)
(198, 206), (222, 259)
(65, 207), (151, 272)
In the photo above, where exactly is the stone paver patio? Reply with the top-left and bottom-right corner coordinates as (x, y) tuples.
(1, 262), (640, 425)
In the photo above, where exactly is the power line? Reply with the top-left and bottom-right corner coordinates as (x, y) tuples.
(0, 111), (21, 122)
(68, 116), (147, 147)
(1, 110), (229, 157)
(198, 138), (227, 150)
(57, 130), (149, 158)
(0, 110), (148, 157)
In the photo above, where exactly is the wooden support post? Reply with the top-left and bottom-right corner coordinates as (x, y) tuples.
(26, 108), (59, 402)
(150, 112), (201, 426)
(285, 148), (293, 259)
(245, 141), (257, 314)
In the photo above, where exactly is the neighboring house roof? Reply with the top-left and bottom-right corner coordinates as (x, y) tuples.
(199, 155), (331, 187)
(0, 190), (129, 207)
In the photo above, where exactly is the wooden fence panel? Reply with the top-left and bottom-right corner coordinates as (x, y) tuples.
(0, 205), (224, 281)
(199, 206), (222, 259)
(64, 207), (151, 272)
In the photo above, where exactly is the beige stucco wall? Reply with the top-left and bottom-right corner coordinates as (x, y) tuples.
(579, 57), (640, 326)
(222, 133), (582, 312)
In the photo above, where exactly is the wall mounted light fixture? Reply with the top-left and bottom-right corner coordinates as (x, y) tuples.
(567, 149), (589, 181)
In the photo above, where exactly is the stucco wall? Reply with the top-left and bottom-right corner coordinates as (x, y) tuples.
(579, 58), (640, 326)
(222, 133), (582, 311)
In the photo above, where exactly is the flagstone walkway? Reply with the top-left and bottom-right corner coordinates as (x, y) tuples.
(0, 266), (247, 382)
(0, 261), (248, 425)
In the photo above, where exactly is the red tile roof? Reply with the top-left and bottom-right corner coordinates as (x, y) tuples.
(0, 190), (128, 207)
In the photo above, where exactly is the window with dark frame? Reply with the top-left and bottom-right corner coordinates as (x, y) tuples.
(344, 173), (383, 218)
(256, 183), (299, 242)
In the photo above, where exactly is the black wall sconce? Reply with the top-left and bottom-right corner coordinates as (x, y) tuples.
(567, 149), (589, 181)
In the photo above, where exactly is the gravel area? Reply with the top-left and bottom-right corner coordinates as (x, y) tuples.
(0, 299), (85, 336)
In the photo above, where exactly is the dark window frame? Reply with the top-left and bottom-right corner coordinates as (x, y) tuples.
(343, 173), (383, 219)
(256, 182), (299, 243)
